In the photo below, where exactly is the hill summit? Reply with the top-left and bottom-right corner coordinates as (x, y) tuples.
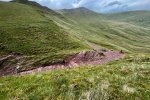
(11, 0), (28, 3)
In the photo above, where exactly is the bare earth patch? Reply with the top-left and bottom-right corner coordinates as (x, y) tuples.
(19, 49), (124, 75)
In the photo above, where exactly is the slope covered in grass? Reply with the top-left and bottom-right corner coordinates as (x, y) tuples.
(0, 54), (149, 99)
(58, 7), (104, 22)
(106, 10), (150, 27)
(0, 1), (150, 99)
(53, 8), (150, 53)
(0, 1), (88, 70)
(1, 1), (150, 73)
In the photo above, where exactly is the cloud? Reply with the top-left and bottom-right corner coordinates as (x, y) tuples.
(0, 0), (150, 13)
(128, 0), (150, 10)
(31, 0), (74, 9)
(105, 1), (122, 7)
(0, 0), (11, 1)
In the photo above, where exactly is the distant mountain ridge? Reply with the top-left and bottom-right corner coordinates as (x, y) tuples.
(60, 7), (96, 13)
(58, 7), (150, 28)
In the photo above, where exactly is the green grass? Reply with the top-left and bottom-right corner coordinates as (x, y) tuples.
(0, 1), (150, 99)
(0, 54), (149, 99)
(106, 10), (150, 27)
(0, 2), (87, 54)
(53, 8), (150, 53)
(1, 2), (150, 70)
(0, 2), (88, 70)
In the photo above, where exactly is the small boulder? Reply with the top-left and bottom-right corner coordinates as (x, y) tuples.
(120, 50), (124, 54)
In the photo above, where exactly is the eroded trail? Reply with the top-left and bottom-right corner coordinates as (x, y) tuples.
(19, 50), (124, 75)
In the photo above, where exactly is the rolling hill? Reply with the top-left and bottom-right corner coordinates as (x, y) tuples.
(0, 1), (88, 72)
(53, 7), (150, 53)
(0, 0), (150, 99)
(0, 0), (149, 72)
(106, 10), (150, 27)
(0, 0), (150, 73)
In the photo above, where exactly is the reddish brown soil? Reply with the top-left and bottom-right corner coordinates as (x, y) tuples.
(19, 50), (124, 75)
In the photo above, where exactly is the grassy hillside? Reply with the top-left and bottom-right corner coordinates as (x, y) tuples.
(58, 7), (104, 22)
(0, 2), (88, 70)
(0, 54), (149, 99)
(53, 8), (150, 53)
(1, 2), (148, 70)
(0, 1), (150, 99)
(106, 10), (150, 27)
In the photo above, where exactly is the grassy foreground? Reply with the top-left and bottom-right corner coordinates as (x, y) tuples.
(0, 54), (149, 100)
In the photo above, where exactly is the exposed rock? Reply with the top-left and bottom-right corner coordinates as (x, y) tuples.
(0, 54), (25, 76)
(0, 55), (13, 65)
(0, 49), (124, 76)
(19, 50), (124, 75)
(120, 50), (124, 54)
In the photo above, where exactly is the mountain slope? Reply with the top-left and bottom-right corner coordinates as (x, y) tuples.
(53, 7), (150, 53)
(0, 2), (88, 72)
(58, 7), (104, 22)
(0, 1), (150, 73)
(0, 1), (150, 99)
(106, 10), (150, 27)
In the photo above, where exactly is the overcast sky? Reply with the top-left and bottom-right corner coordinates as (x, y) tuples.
(1, 0), (150, 13)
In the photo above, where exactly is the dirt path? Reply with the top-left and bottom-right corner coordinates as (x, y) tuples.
(19, 50), (124, 75)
